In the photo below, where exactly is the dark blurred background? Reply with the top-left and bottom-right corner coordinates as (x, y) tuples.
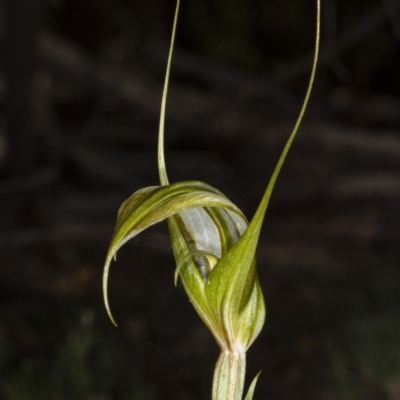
(0, 0), (400, 399)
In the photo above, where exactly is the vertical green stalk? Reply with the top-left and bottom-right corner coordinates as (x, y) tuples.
(213, 352), (246, 400)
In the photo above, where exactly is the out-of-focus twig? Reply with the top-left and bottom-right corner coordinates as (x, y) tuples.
(244, 5), (393, 99)
(0, 166), (60, 194)
(322, 0), (352, 83)
(381, 0), (400, 39)
(66, 140), (137, 189)
(37, 31), (217, 123)
(18, 4), (396, 122)
(4, 0), (42, 176)
(0, 225), (111, 247)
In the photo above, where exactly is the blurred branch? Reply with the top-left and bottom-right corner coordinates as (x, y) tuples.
(0, 166), (60, 194)
(244, 4), (394, 98)
(322, 0), (352, 83)
(2, 1), (392, 134)
(145, 3), (398, 125)
(4, 0), (42, 176)
(37, 30), (220, 126)
(0, 0), (397, 197)
(0, 225), (111, 247)
(0, 2), (396, 130)
(150, 4), (396, 100)
(381, 0), (400, 39)
(66, 139), (137, 189)
(38, 31), (161, 112)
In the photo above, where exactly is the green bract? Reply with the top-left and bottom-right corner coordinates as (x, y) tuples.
(103, 0), (320, 399)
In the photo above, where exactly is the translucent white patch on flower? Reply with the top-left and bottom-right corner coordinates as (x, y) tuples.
(175, 206), (247, 277)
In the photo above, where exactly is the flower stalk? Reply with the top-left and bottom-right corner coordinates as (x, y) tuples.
(213, 352), (246, 400)
(102, 1), (321, 399)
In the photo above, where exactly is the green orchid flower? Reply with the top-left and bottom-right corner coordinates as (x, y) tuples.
(103, 1), (320, 399)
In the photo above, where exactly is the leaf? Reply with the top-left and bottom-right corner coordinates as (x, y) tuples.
(243, 371), (262, 400)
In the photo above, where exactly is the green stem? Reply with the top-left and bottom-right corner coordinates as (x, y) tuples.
(212, 352), (246, 400)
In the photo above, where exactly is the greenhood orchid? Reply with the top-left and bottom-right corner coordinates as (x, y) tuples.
(103, 1), (320, 399)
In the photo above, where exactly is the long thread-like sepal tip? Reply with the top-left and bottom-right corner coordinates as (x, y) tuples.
(157, 0), (181, 186)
